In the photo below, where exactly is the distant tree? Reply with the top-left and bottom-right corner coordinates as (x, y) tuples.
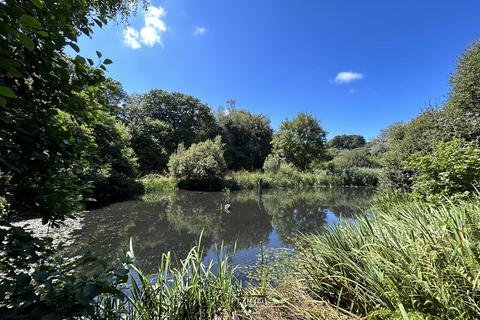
(124, 90), (220, 172)
(328, 134), (366, 150)
(218, 109), (273, 170)
(271, 113), (327, 170)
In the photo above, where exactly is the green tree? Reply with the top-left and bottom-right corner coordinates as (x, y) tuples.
(124, 90), (220, 172)
(218, 108), (272, 170)
(328, 134), (366, 150)
(443, 41), (480, 143)
(0, 0), (145, 319)
(271, 112), (327, 170)
(381, 108), (443, 189)
(168, 136), (226, 190)
(0, 0), (146, 223)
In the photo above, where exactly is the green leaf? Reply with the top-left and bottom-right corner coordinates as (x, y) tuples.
(0, 97), (7, 105)
(68, 42), (80, 53)
(16, 32), (34, 51)
(103, 58), (112, 65)
(87, 58), (94, 66)
(19, 15), (43, 30)
(96, 51), (102, 58)
(30, 0), (44, 8)
(0, 86), (17, 98)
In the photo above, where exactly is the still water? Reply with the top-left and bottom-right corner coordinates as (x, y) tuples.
(69, 188), (374, 274)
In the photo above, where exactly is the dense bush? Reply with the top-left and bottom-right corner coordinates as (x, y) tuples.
(262, 153), (296, 174)
(327, 147), (379, 170)
(168, 137), (226, 190)
(218, 108), (273, 170)
(406, 139), (480, 200)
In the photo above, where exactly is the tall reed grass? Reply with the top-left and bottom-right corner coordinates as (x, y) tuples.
(226, 168), (382, 190)
(99, 239), (249, 319)
(294, 193), (480, 318)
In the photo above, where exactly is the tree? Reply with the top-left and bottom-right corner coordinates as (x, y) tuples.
(443, 41), (480, 143)
(328, 134), (366, 150)
(124, 90), (220, 172)
(168, 136), (226, 191)
(271, 113), (327, 170)
(0, 0), (144, 223)
(381, 108), (443, 189)
(0, 1), (145, 319)
(218, 108), (272, 170)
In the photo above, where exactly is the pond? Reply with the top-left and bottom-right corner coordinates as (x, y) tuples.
(67, 187), (374, 277)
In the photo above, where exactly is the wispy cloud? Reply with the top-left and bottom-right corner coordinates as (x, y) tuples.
(193, 26), (207, 35)
(348, 88), (357, 94)
(123, 27), (141, 49)
(334, 71), (364, 84)
(123, 6), (167, 49)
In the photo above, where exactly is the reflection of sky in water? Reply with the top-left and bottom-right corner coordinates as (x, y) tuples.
(69, 188), (374, 273)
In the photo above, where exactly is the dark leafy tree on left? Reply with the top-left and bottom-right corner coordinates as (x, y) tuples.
(0, 0), (145, 318)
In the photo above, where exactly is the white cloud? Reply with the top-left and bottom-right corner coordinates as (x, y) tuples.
(123, 5), (167, 49)
(193, 26), (207, 35)
(123, 27), (141, 49)
(334, 71), (363, 84)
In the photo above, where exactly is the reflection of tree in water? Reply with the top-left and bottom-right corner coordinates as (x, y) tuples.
(70, 188), (373, 273)
(260, 188), (374, 243)
(165, 191), (271, 251)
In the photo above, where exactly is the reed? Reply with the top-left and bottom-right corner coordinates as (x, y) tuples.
(294, 193), (480, 318)
(98, 238), (249, 319)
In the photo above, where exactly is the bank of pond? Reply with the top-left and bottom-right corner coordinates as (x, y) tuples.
(16, 187), (480, 319)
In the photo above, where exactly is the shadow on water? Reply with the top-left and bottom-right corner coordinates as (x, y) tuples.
(69, 187), (374, 274)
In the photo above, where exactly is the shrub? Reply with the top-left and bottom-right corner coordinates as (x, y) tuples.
(327, 148), (379, 170)
(168, 136), (227, 190)
(406, 139), (480, 200)
(263, 154), (296, 174)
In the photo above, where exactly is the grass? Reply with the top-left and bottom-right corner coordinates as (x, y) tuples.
(225, 168), (382, 190)
(291, 192), (480, 319)
(99, 238), (250, 319)
(137, 174), (176, 192)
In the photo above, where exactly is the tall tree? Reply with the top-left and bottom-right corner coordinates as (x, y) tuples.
(271, 112), (327, 170)
(328, 134), (366, 150)
(218, 109), (273, 170)
(124, 90), (220, 172)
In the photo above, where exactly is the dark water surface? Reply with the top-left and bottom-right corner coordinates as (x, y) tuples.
(69, 188), (374, 274)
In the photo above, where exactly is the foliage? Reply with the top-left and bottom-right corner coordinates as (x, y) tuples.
(295, 193), (480, 319)
(78, 83), (143, 207)
(406, 139), (480, 200)
(262, 153), (296, 174)
(0, 0), (144, 223)
(110, 240), (250, 319)
(124, 90), (220, 172)
(0, 226), (129, 319)
(327, 134), (366, 150)
(226, 168), (381, 190)
(168, 136), (227, 190)
(138, 174), (176, 192)
(380, 109), (443, 190)
(327, 147), (380, 170)
(443, 41), (480, 143)
(271, 113), (328, 170)
(218, 108), (273, 170)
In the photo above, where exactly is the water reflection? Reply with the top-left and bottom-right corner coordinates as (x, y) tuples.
(70, 188), (373, 273)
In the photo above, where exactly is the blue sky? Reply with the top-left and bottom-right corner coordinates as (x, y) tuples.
(78, 0), (480, 139)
